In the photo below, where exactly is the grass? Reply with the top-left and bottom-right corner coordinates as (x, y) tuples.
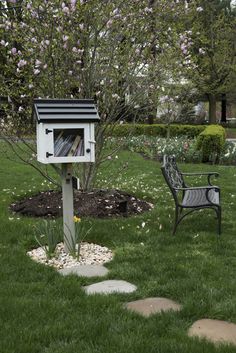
(225, 127), (236, 138)
(1, 141), (236, 352)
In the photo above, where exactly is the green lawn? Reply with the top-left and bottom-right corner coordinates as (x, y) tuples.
(1, 142), (236, 353)
(226, 127), (236, 138)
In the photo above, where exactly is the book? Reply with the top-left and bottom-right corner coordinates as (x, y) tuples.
(75, 139), (84, 156)
(54, 130), (64, 156)
(68, 135), (81, 156)
(57, 135), (74, 156)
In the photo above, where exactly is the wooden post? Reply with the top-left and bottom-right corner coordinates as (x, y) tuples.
(61, 163), (75, 253)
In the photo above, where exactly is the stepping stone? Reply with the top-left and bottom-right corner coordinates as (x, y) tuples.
(124, 297), (182, 317)
(84, 280), (137, 295)
(58, 265), (109, 278)
(188, 319), (236, 346)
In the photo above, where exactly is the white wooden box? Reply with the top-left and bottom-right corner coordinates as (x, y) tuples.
(34, 99), (99, 164)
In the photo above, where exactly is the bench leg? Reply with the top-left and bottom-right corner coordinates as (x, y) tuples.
(217, 207), (221, 235)
(173, 206), (180, 235)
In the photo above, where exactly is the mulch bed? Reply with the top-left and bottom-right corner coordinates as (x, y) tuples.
(10, 189), (153, 218)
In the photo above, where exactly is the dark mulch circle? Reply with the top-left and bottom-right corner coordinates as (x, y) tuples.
(10, 189), (153, 218)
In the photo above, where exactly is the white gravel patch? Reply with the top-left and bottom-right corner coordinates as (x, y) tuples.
(27, 242), (113, 270)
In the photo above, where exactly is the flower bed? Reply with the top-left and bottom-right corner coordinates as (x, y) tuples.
(106, 136), (236, 165)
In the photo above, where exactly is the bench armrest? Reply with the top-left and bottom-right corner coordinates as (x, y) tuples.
(181, 172), (219, 177)
(181, 172), (219, 186)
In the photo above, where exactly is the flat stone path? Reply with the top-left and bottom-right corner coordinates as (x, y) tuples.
(58, 264), (109, 277)
(63, 267), (236, 347)
(124, 297), (182, 317)
(84, 280), (137, 295)
(188, 319), (236, 346)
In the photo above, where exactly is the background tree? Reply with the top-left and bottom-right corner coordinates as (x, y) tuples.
(178, 0), (236, 123)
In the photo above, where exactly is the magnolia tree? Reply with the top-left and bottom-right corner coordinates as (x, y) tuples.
(0, 0), (183, 190)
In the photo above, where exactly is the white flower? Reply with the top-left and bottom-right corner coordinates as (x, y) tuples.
(141, 222), (146, 228)
(196, 6), (203, 12)
(62, 35), (69, 42)
(112, 93), (120, 99)
(199, 48), (205, 55)
(33, 69), (40, 75)
(35, 59), (42, 67)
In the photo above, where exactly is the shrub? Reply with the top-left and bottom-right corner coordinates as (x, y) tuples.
(196, 125), (226, 163)
(109, 124), (205, 138)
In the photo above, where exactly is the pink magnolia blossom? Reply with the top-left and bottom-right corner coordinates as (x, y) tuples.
(62, 7), (70, 14)
(63, 35), (69, 42)
(17, 59), (27, 68)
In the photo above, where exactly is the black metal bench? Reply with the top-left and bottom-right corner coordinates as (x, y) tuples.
(161, 155), (221, 235)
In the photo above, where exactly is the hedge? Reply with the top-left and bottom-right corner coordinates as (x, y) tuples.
(109, 124), (206, 138)
(196, 125), (226, 162)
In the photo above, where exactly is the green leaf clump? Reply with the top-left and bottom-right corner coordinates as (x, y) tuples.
(196, 125), (226, 163)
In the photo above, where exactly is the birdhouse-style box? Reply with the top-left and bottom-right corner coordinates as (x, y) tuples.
(34, 99), (100, 164)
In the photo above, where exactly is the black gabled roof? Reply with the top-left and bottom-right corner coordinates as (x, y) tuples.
(34, 99), (100, 123)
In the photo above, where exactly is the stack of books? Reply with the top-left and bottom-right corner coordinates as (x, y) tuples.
(54, 130), (84, 157)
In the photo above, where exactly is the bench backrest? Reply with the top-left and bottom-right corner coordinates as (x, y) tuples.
(161, 155), (184, 193)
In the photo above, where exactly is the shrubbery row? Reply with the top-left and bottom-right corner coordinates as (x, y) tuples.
(109, 124), (206, 138)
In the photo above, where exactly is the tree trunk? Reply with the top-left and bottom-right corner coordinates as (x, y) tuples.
(208, 94), (217, 124)
(148, 114), (154, 124)
(221, 94), (227, 123)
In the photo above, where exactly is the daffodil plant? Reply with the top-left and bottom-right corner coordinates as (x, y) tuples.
(63, 216), (92, 259)
(34, 220), (62, 260)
